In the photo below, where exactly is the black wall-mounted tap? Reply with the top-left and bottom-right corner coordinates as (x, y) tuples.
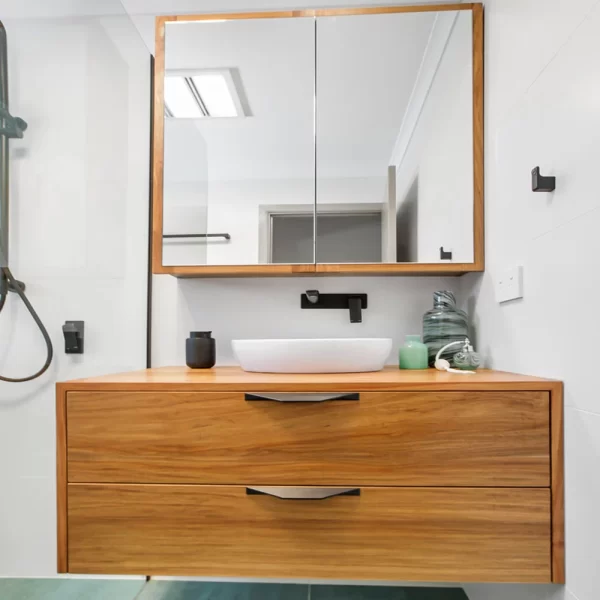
(301, 290), (368, 323)
(348, 297), (363, 323)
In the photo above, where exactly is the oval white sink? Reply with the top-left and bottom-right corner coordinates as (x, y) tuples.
(232, 338), (393, 374)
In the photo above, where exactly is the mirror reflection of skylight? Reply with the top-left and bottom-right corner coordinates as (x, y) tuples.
(164, 69), (244, 119)
(192, 74), (238, 117)
(164, 76), (203, 118)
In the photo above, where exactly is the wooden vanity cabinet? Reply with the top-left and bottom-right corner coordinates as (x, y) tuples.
(57, 367), (564, 584)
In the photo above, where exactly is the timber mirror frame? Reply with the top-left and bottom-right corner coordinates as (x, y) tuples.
(152, 3), (483, 277)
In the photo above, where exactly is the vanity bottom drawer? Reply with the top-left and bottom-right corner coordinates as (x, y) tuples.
(67, 485), (551, 582)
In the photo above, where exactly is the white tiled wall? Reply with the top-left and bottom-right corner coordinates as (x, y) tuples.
(462, 1), (600, 599)
(0, 5), (150, 575)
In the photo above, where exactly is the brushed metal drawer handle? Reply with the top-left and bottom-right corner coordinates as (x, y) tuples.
(244, 392), (359, 402)
(246, 487), (360, 500)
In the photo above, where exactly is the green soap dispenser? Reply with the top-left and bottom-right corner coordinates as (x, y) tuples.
(399, 334), (428, 370)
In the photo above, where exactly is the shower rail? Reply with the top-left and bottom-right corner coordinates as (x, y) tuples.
(0, 20), (53, 382)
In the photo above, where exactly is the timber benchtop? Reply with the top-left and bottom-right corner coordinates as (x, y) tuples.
(58, 366), (560, 393)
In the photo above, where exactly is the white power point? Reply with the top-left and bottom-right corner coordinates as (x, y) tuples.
(495, 265), (524, 303)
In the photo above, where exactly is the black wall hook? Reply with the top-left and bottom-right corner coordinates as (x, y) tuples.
(532, 166), (556, 192)
(440, 247), (453, 260)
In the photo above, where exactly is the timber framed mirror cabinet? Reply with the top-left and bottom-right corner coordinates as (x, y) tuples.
(151, 3), (483, 277)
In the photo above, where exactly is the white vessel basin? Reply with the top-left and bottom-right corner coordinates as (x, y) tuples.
(232, 338), (393, 374)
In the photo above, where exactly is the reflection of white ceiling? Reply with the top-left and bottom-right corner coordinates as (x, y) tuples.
(163, 12), (435, 181)
(165, 18), (316, 180)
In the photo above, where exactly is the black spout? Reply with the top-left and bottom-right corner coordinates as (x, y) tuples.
(348, 297), (363, 323)
(301, 291), (368, 324)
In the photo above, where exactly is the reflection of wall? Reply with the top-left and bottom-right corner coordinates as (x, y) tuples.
(395, 11), (473, 263)
(163, 121), (208, 266)
(396, 175), (419, 262)
(204, 176), (385, 265)
(0, 9), (149, 575)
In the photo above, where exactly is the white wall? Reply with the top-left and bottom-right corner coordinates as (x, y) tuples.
(205, 178), (312, 265)
(395, 10), (473, 264)
(461, 1), (600, 599)
(0, 6), (150, 575)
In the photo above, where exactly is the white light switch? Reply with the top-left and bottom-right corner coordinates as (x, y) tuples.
(495, 265), (524, 303)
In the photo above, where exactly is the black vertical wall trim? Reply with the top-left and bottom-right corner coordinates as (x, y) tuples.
(146, 55), (155, 369)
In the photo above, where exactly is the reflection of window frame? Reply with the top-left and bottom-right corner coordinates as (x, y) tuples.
(258, 203), (383, 264)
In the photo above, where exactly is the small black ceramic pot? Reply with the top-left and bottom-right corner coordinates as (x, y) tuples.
(186, 331), (216, 369)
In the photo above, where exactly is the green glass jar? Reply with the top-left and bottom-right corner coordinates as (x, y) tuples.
(399, 334), (428, 370)
(422, 291), (469, 367)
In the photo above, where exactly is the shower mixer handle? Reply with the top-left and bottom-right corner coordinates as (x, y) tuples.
(62, 321), (84, 354)
(14, 116), (27, 132)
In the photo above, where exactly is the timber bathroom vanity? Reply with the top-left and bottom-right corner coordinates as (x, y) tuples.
(56, 367), (564, 584)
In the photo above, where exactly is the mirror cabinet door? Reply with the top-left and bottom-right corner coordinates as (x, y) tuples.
(315, 9), (474, 264)
(162, 18), (316, 267)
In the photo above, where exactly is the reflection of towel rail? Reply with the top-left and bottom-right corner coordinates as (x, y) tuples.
(163, 233), (231, 240)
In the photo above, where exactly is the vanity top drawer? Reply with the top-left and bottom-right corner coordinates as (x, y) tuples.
(66, 390), (549, 486)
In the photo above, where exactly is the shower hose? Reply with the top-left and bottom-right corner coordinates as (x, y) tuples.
(0, 265), (53, 382)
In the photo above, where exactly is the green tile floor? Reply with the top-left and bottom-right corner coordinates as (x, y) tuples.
(0, 578), (146, 600)
(0, 579), (469, 600)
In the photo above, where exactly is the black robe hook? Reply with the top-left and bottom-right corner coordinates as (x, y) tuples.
(532, 166), (556, 192)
